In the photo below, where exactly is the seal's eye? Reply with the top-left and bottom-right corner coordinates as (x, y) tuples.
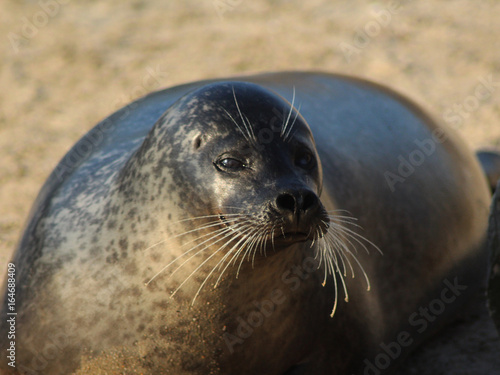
(215, 157), (246, 172)
(295, 151), (316, 170)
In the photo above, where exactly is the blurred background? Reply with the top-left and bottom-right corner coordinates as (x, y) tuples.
(0, 0), (499, 268)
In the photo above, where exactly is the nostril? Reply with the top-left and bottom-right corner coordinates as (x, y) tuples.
(302, 192), (318, 211)
(276, 191), (318, 214)
(276, 193), (296, 212)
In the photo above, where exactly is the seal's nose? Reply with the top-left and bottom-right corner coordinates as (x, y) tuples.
(275, 189), (319, 223)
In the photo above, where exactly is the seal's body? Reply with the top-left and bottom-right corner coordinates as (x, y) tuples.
(0, 72), (492, 374)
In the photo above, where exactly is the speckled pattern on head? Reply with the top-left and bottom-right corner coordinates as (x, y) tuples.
(0, 72), (494, 374)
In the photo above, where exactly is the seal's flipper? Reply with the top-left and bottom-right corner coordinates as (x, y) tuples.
(477, 150), (500, 193)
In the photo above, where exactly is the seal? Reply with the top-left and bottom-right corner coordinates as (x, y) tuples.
(0, 72), (495, 374)
(487, 178), (500, 332)
(477, 150), (500, 193)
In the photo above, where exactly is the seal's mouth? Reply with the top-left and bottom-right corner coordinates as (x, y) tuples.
(274, 231), (311, 244)
(218, 213), (327, 248)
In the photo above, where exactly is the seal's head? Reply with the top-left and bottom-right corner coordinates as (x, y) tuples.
(126, 81), (370, 317)
(154, 82), (329, 250)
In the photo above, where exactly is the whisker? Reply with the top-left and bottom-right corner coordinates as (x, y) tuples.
(169, 226), (244, 279)
(213, 225), (261, 288)
(175, 213), (247, 223)
(327, 216), (363, 229)
(316, 239), (328, 284)
(261, 231), (269, 258)
(248, 232), (262, 268)
(246, 224), (271, 270)
(324, 232), (350, 277)
(315, 236), (338, 285)
(177, 215), (251, 246)
(326, 208), (355, 215)
(259, 224), (270, 256)
(243, 113), (256, 144)
(280, 224), (286, 238)
(281, 86), (296, 140)
(327, 212), (382, 255)
(246, 228), (263, 262)
(173, 223), (256, 302)
(270, 223), (277, 253)
(236, 230), (261, 277)
(325, 225), (360, 270)
(141, 219), (223, 255)
(146, 217), (251, 285)
(217, 205), (253, 211)
(270, 218), (284, 253)
(310, 228), (319, 249)
(283, 102), (302, 142)
(145, 225), (234, 286)
(190, 223), (259, 304)
(142, 237), (170, 253)
(174, 220), (232, 243)
(312, 209), (383, 317)
(324, 244), (340, 318)
(325, 229), (372, 292)
(329, 221), (382, 255)
(232, 87), (256, 146)
(222, 107), (251, 145)
(324, 241), (350, 305)
(141, 215), (246, 253)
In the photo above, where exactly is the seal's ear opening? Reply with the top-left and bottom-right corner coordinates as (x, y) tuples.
(193, 134), (203, 150)
(477, 150), (500, 194)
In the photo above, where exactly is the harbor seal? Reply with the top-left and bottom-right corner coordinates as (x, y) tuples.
(487, 178), (500, 332)
(0, 72), (495, 374)
(477, 150), (500, 193)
